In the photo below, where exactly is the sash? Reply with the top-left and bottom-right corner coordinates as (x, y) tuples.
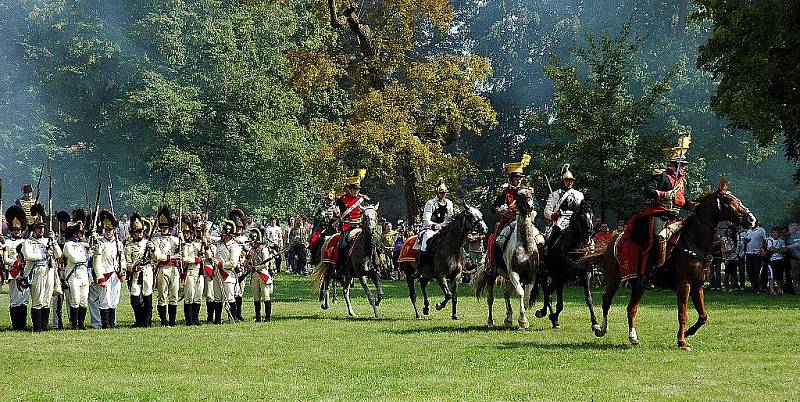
(339, 197), (364, 219)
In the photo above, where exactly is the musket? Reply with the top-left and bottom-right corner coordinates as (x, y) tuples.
(34, 160), (46, 203)
(83, 172), (90, 213)
(0, 178), (4, 233)
(91, 160), (104, 239)
(543, 173), (554, 196)
(107, 172), (114, 217)
(178, 189), (184, 279)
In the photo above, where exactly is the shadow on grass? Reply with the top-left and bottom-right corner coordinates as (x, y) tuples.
(496, 340), (629, 351)
(275, 313), (405, 323)
(386, 324), (550, 335)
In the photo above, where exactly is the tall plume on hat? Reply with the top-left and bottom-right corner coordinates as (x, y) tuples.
(157, 205), (174, 228)
(98, 209), (118, 231)
(29, 203), (46, 228)
(56, 211), (71, 233)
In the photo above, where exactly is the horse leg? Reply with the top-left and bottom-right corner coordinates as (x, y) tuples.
(406, 275), (421, 320)
(583, 270), (600, 333)
(420, 277), (431, 316)
(503, 288), (514, 328)
(676, 280), (691, 350)
(359, 276), (381, 319)
(331, 278), (338, 303)
(596, 277), (619, 338)
(434, 277), (452, 311)
(685, 285), (708, 338)
(369, 269), (384, 306)
(486, 280), (495, 329)
(320, 269), (330, 310)
(535, 274), (551, 319)
(521, 281), (534, 330)
(509, 272), (528, 329)
(450, 278), (459, 320)
(342, 277), (356, 317)
(626, 286), (645, 346)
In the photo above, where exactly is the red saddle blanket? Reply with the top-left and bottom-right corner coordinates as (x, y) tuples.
(398, 236), (420, 263)
(614, 218), (681, 282)
(321, 230), (362, 265)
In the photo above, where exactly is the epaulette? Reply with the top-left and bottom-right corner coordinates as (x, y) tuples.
(652, 169), (665, 176)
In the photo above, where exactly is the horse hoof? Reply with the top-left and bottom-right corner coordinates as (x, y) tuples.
(534, 310), (546, 319)
(487, 321), (494, 329)
(423, 306), (429, 315)
(504, 319), (514, 328)
(435, 303), (445, 311)
(552, 322), (562, 330)
(629, 339), (640, 347)
(519, 321), (530, 330)
(594, 329), (606, 338)
(374, 313), (382, 320)
(680, 345), (692, 352)
(321, 304), (328, 310)
(451, 315), (458, 321)
(592, 324), (601, 332)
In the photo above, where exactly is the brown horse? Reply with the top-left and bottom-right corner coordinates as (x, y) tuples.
(400, 202), (487, 320)
(594, 180), (755, 350)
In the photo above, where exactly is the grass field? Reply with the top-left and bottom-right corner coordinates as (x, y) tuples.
(0, 274), (798, 401)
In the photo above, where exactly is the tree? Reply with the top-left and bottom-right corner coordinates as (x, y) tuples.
(694, 0), (800, 179)
(523, 25), (676, 221)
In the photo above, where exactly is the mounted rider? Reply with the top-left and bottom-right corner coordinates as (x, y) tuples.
(487, 154), (532, 275)
(310, 189), (340, 266)
(543, 164), (585, 250)
(336, 169), (368, 251)
(640, 132), (695, 288)
(414, 178), (454, 252)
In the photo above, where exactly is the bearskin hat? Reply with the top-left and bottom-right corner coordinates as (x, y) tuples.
(5, 206), (27, 231)
(72, 209), (87, 226)
(180, 214), (193, 232)
(157, 205), (174, 228)
(64, 221), (85, 239)
(56, 211), (71, 232)
(227, 209), (245, 229)
(29, 203), (46, 228)
(220, 219), (236, 236)
(98, 209), (118, 232)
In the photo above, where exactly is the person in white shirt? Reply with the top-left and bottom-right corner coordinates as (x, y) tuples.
(742, 221), (767, 292)
(414, 179), (454, 252)
(21, 204), (63, 332)
(62, 222), (91, 329)
(765, 227), (786, 295)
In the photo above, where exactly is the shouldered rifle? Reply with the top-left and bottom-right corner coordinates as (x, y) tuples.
(34, 160), (46, 203)
(91, 159), (104, 240)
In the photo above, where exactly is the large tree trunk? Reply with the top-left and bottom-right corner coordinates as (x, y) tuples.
(402, 164), (422, 222)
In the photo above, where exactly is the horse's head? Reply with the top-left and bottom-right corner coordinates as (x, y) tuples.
(696, 179), (756, 229)
(573, 201), (594, 244)
(458, 200), (488, 234)
(362, 202), (379, 232)
(515, 187), (536, 217)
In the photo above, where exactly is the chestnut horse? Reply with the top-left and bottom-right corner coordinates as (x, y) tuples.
(594, 180), (755, 350)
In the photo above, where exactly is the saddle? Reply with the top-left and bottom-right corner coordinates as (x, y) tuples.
(321, 229), (362, 265)
(613, 217), (682, 282)
(398, 236), (420, 263)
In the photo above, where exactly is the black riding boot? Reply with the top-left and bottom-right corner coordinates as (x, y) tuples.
(130, 296), (141, 327)
(193, 303), (202, 326)
(100, 308), (110, 329)
(31, 308), (42, 332)
(254, 301), (262, 322)
(235, 296), (244, 321)
(213, 302), (223, 324)
(157, 305), (168, 326)
(206, 301), (214, 324)
(9, 306), (21, 330)
(19, 306), (29, 331)
(110, 308), (117, 328)
(40, 308), (50, 331)
(265, 301), (272, 322)
(184, 304), (192, 325)
(69, 307), (79, 330)
(78, 307), (87, 330)
(143, 295), (153, 327)
(168, 304), (177, 327)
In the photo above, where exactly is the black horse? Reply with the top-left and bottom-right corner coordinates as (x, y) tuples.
(535, 200), (599, 331)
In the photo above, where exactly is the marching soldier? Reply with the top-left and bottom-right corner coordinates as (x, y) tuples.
(228, 209), (247, 322)
(21, 204), (63, 331)
(51, 211), (71, 330)
(264, 215), (283, 273)
(152, 206), (180, 327)
(199, 220), (218, 324)
(247, 228), (275, 322)
(62, 220), (90, 329)
(180, 216), (209, 326)
(415, 178), (454, 252)
(91, 210), (126, 329)
(15, 183), (35, 223)
(640, 133), (695, 288)
(4, 206), (29, 330)
(125, 213), (155, 327)
(310, 189), (340, 266)
(211, 218), (241, 324)
(487, 154), (540, 275)
(543, 164), (585, 249)
(336, 169), (368, 251)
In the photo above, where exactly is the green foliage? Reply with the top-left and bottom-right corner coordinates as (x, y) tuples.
(524, 26), (674, 219)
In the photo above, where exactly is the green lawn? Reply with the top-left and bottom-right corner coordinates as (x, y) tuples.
(0, 275), (798, 401)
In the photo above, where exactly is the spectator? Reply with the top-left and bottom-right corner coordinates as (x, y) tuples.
(594, 222), (613, 244)
(288, 218), (309, 275)
(284, 217), (294, 273)
(380, 222), (396, 279)
(784, 222), (800, 294)
(466, 228), (486, 274)
(118, 213), (130, 241)
(709, 233), (723, 290)
(765, 227), (786, 295)
(613, 218), (626, 235)
(721, 226), (740, 291)
(742, 220), (766, 292)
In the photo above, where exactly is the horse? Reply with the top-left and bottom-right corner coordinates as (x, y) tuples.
(534, 200), (599, 331)
(400, 201), (487, 320)
(474, 187), (542, 329)
(313, 203), (384, 319)
(593, 179), (755, 350)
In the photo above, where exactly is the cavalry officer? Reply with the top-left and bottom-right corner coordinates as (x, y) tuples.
(543, 163), (585, 248)
(416, 178), (454, 252)
(181, 217), (209, 326)
(211, 219), (241, 324)
(91, 210), (126, 329)
(248, 228), (275, 322)
(125, 213), (155, 327)
(310, 189), (339, 266)
(152, 205), (180, 327)
(4, 206), (29, 330)
(487, 154), (531, 275)
(62, 221), (90, 329)
(21, 204), (62, 331)
(336, 169), (368, 251)
(14, 183), (35, 222)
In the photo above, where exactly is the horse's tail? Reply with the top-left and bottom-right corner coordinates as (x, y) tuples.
(577, 236), (614, 265)
(474, 266), (492, 299)
(311, 262), (329, 294)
